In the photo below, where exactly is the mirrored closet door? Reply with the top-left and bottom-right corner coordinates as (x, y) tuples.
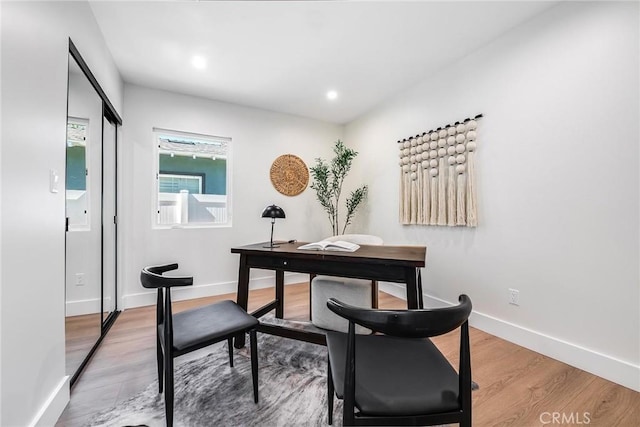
(65, 39), (122, 386)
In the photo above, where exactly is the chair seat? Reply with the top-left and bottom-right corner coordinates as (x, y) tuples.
(159, 300), (258, 352)
(326, 332), (460, 416)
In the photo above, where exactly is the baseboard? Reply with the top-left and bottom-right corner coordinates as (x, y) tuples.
(378, 281), (410, 303)
(66, 296), (112, 316)
(379, 282), (640, 392)
(29, 376), (70, 427)
(122, 272), (309, 309)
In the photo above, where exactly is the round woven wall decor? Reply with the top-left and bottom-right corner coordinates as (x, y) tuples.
(270, 154), (309, 196)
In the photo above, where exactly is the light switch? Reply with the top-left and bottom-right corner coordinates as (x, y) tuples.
(49, 169), (59, 193)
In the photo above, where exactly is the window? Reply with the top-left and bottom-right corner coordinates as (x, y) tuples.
(154, 128), (231, 227)
(66, 118), (89, 229)
(158, 174), (203, 194)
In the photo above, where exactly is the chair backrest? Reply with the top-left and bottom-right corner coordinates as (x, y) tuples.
(140, 263), (193, 289)
(327, 294), (472, 338)
(140, 263), (194, 345)
(324, 234), (383, 246)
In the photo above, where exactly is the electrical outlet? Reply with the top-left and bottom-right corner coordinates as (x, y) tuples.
(75, 273), (85, 286)
(508, 288), (519, 305)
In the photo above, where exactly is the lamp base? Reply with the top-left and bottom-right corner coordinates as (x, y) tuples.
(265, 220), (278, 248)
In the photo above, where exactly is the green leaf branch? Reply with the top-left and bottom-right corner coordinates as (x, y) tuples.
(309, 140), (368, 236)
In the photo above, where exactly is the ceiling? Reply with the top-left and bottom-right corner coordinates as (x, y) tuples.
(89, 1), (556, 124)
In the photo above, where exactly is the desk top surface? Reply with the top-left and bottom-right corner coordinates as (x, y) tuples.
(231, 241), (426, 267)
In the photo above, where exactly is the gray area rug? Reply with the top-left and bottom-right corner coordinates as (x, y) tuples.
(88, 331), (339, 427)
(88, 317), (475, 426)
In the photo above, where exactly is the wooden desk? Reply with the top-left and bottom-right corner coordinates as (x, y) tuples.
(231, 242), (426, 347)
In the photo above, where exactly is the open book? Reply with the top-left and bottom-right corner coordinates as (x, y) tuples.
(297, 240), (360, 252)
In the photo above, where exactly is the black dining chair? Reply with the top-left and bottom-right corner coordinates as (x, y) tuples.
(140, 263), (259, 427)
(325, 294), (473, 426)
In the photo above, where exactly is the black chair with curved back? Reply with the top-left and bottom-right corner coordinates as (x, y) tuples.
(325, 294), (473, 426)
(140, 263), (259, 427)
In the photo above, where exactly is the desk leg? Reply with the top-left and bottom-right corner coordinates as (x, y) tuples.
(417, 269), (424, 309)
(405, 268), (419, 309)
(235, 255), (250, 348)
(371, 281), (379, 309)
(308, 274), (317, 321)
(275, 270), (284, 319)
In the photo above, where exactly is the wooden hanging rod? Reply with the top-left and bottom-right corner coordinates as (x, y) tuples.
(396, 113), (483, 143)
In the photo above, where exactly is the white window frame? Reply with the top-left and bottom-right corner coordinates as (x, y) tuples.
(152, 128), (232, 229)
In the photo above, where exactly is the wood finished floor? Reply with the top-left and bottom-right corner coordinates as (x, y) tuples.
(57, 283), (640, 426)
(65, 313), (102, 376)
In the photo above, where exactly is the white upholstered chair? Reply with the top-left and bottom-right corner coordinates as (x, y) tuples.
(310, 234), (383, 334)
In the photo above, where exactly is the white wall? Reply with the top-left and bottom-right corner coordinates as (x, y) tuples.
(120, 84), (343, 308)
(345, 1), (639, 390)
(0, 4), (636, 426)
(0, 1), (123, 425)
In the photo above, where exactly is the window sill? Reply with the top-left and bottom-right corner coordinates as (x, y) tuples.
(153, 222), (232, 230)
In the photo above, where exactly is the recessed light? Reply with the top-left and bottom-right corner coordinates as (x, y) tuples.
(326, 90), (338, 100)
(191, 55), (206, 70)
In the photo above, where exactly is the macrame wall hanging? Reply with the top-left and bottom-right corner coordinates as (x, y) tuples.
(397, 114), (482, 227)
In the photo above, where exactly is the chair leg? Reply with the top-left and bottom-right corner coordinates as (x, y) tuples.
(164, 355), (174, 427)
(461, 403), (472, 427)
(343, 392), (355, 426)
(327, 358), (334, 425)
(227, 337), (234, 367)
(250, 330), (259, 403)
(157, 336), (164, 393)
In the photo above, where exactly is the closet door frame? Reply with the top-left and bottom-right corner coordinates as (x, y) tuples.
(67, 38), (122, 387)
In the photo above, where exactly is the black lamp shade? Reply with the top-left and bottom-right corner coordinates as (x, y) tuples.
(261, 205), (286, 219)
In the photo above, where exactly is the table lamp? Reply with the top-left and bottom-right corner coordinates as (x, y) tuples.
(261, 204), (286, 248)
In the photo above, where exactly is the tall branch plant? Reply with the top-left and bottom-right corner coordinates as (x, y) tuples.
(310, 140), (368, 236)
